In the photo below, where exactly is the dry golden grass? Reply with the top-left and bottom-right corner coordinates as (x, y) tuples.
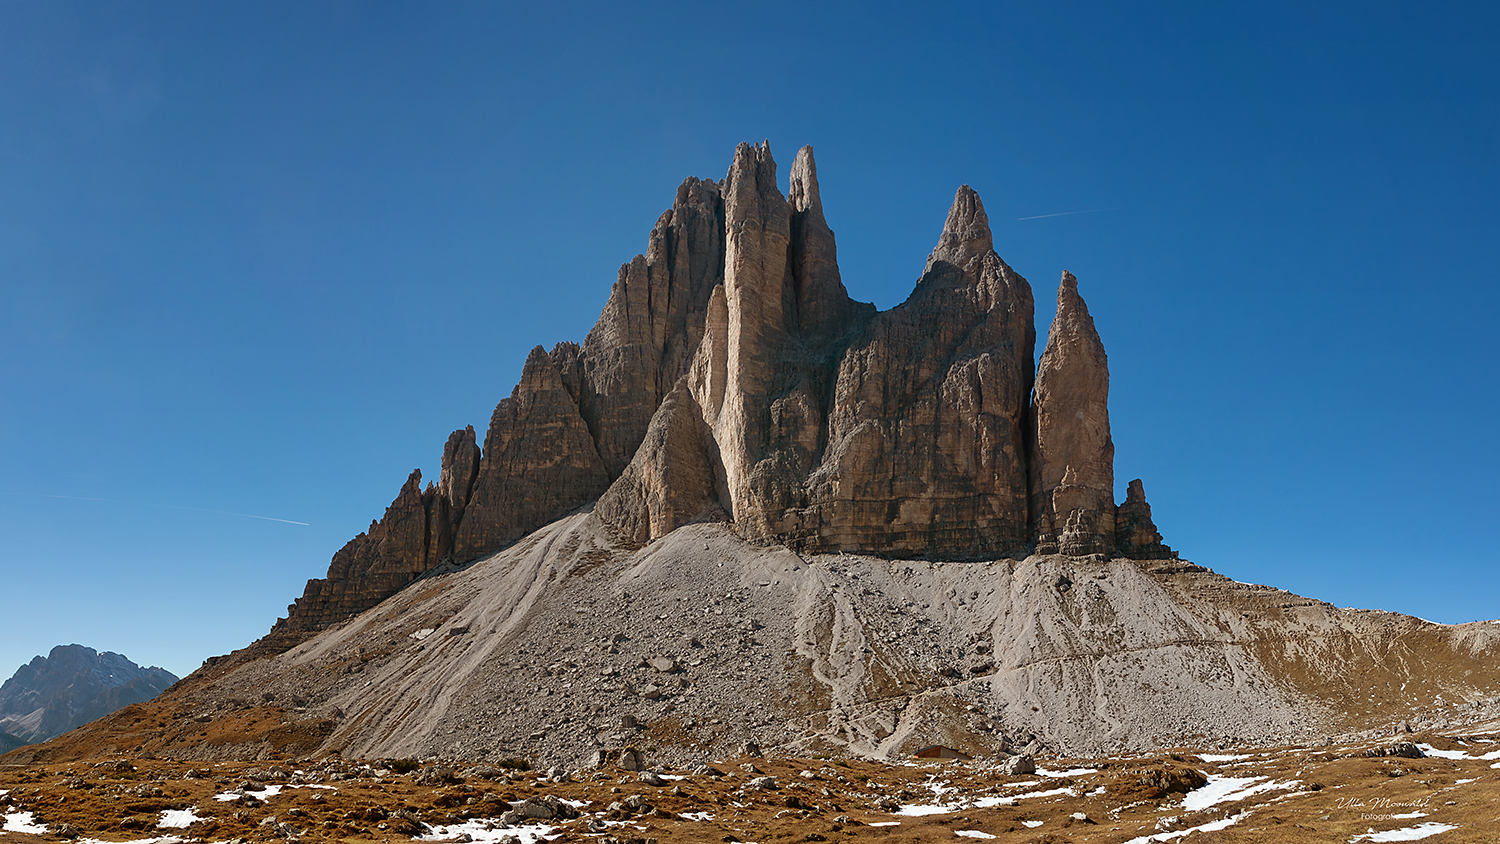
(3, 732), (1498, 843)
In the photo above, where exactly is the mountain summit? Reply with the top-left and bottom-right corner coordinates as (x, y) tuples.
(0, 645), (178, 747)
(273, 142), (1170, 645)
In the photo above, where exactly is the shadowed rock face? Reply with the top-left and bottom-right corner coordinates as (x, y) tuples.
(0, 645), (177, 746)
(272, 142), (1166, 640)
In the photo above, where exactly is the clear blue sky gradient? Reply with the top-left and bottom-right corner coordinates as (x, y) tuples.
(2, 2), (1496, 680)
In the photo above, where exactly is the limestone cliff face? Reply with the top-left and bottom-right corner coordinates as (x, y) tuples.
(793, 187), (1036, 557)
(1031, 271), (1116, 556)
(274, 142), (1170, 639)
(452, 346), (610, 560)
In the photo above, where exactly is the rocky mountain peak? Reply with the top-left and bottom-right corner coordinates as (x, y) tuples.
(926, 184), (994, 273)
(0, 645), (177, 747)
(268, 142), (1173, 642)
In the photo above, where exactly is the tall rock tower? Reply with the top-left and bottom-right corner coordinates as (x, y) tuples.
(1031, 271), (1116, 556)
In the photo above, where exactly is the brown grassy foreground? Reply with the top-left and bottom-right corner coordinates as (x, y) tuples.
(2, 733), (1498, 843)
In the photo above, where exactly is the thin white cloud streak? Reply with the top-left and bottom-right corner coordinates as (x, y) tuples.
(0, 492), (309, 526)
(1016, 207), (1124, 220)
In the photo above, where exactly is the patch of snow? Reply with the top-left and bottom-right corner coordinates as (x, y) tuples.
(1180, 774), (1297, 811)
(999, 780), (1042, 789)
(212, 783), (334, 802)
(1131, 811), (1250, 843)
(1037, 766), (1098, 778)
(1349, 822), (1461, 842)
(955, 832), (996, 840)
(1455, 778), (1477, 785)
(3, 812), (48, 834)
(1180, 775), (1259, 811)
(895, 803), (957, 816)
(410, 628), (436, 640)
(1491, 761), (1500, 769)
(898, 784), (1074, 816)
(157, 809), (204, 829)
(1022, 820), (1044, 828)
(680, 811), (715, 821)
(1416, 743), (1500, 761)
(869, 820), (901, 826)
(419, 819), (559, 843)
(1124, 810), (1250, 843)
(1415, 744), (1468, 760)
(1196, 753), (1251, 762)
(1009, 786), (1078, 801)
(77, 837), (186, 844)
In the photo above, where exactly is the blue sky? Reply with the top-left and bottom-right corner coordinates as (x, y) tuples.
(1, 1), (1496, 680)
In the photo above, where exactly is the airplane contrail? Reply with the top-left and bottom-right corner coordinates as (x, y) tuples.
(0, 492), (310, 526)
(1016, 207), (1124, 220)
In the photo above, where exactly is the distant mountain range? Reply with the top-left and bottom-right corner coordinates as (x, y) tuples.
(0, 645), (178, 747)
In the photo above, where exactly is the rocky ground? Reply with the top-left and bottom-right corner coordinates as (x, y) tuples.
(3, 729), (1499, 843)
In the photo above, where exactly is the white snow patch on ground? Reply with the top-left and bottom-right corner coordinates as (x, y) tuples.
(869, 820), (901, 826)
(418, 820), (558, 843)
(1416, 743), (1500, 761)
(898, 786), (1074, 816)
(3, 811), (48, 834)
(1349, 822), (1460, 842)
(77, 837), (186, 844)
(157, 808), (204, 829)
(896, 803), (957, 816)
(1181, 775), (1260, 811)
(680, 811), (715, 821)
(1037, 767), (1099, 778)
(1455, 778), (1477, 785)
(1011, 787), (1078, 801)
(1123, 810), (1250, 843)
(212, 783), (335, 802)
(955, 832), (996, 839)
(1196, 753), (1252, 762)
(1180, 774), (1297, 811)
(1022, 820), (1044, 828)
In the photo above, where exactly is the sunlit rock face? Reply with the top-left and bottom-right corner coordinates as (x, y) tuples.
(273, 142), (1164, 638)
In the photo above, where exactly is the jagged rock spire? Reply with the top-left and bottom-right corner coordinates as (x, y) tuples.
(926, 185), (994, 273)
(1031, 271), (1115, 556)
(788, 145), (857, 334)
(1115, 478), (1175, 559)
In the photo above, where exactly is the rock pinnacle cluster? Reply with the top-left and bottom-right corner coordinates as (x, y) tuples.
(273, 142), (1172, 639)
